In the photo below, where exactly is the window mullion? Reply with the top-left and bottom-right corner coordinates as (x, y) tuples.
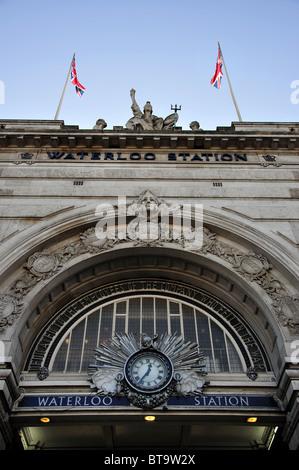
(64, 331), (72, 373)
(208, 317), (216, 372)
(224, 333), (231, 372)
(79, 318), (87, 373)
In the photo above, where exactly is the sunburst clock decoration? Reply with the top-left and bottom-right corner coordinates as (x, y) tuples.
(88, 332), (208, 409)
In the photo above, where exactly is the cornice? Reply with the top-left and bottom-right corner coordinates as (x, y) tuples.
(0, 120), (299, 151)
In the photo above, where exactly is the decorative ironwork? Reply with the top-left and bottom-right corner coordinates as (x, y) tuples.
(88, 332), (208, 410)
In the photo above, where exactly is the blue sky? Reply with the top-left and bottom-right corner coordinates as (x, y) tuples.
(0, 0), (298, 130)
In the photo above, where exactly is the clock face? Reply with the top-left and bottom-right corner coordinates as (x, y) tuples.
(124, 350), (173, 393)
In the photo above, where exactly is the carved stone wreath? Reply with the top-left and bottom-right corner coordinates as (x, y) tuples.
(26, 250), (62, 280)
(0, 295), (23, 331)
(0, 190), (298, 334)
(231, 253), (271, 282)
(272, 295), (299, 331)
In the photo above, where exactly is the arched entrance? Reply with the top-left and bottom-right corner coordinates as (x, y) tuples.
(9, 242), (287, 449)
(1, 194), (296, 449)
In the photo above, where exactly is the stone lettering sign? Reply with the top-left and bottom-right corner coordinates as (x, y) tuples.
(46, 151), (249, 163)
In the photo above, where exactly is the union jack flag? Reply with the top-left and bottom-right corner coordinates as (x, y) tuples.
(71, 54), (85, 98)
(210, 44), (223, 89)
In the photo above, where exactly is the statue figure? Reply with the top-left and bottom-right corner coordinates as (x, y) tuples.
(126, 89), (178, 130)
(93, 118), (107, 130)
(189, 121), (201, 131)
(141, 333), (158, 348)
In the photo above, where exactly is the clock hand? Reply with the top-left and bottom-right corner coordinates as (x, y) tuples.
(138, 363), (152, 383)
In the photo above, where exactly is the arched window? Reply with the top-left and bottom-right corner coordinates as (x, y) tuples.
(50, 296), (245, 374)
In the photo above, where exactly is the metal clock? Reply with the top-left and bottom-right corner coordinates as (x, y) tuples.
(124, 349), (174, 393)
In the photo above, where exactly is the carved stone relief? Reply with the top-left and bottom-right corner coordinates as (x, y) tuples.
(272, 295), (299, 331)
(0, 191), (298, 334)
(0, 295), (23, 331)
(26, 250), (62, 280)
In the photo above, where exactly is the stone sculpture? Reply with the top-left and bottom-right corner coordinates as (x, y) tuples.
(126, 89), (178, 130)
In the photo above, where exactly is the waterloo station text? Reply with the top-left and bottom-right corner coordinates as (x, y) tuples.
(47, 151), (248, 162)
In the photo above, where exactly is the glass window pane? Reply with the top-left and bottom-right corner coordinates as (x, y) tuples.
(115, 315), (126, 334)
(196, 312), (214, 372)
(52, 334), (70, 371)
(142, 297), (154, 336)
(116, 301), (126, 315)
(182, 304), (196, 342)
(155, 298), (168, 335)
(211, 322), (229, 372)
(169, 301), (181, 335)
(170, 316), (181, 336)
(99, 304), (113, 344)
(227, 337), (244, 372)
(128, 298), (141, 334)
(169, 301), (180, 315)
(81, 310), (100, 370)
(66, 322), (85, 372)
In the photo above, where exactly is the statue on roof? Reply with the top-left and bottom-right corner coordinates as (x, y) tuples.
(93, 118), (107, 130)
(126, 89), (178, 131)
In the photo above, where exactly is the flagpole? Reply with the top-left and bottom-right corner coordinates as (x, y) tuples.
(218, 41), (242, 122)
(54, 52), (75, 120)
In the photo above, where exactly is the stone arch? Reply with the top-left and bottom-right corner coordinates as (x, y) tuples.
(0, 194), (298, 378)
(0, 244), (290, 378)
